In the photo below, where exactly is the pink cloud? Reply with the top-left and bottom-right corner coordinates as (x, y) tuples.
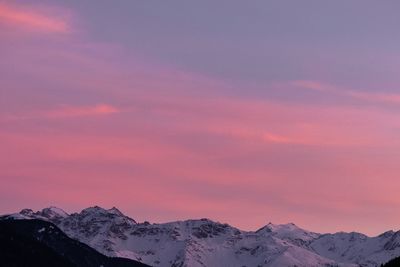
(0, 2), (70, 33)
(46, 104), (120, 118)
(2, 3), (400, 236)
(2, 104), (120, 122)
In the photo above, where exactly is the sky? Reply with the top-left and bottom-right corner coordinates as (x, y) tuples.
(1, 0), (400, 236)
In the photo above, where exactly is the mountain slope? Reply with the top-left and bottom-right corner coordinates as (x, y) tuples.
(0, 219), (149, 267)
(381, 255), (400, 267)
(310, 231), (400, 266)
(0, 220), (74, 267)
(3, 206), (399, 267)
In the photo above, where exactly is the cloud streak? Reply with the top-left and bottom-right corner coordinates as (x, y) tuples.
(0, 3), (70, 33)
(292, 80), (400, 106)
(46, 104), (120, 118)
(2, 104), (120, 122)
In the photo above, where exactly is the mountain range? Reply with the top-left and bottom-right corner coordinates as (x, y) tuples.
(1, 206), (399, 267)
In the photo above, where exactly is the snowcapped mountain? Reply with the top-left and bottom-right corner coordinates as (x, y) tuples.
(1, 206), (398, 267)
(310, 231), (400, 267)
(256, 222), (320, 247)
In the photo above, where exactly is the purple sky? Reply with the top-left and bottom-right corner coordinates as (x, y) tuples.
(1, 1), (400, 235)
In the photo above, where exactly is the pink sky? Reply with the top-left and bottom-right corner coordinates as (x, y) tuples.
(1, 2), (400, 236)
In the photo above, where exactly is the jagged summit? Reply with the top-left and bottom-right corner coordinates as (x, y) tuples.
(108, 206), (125, 216)
(79, 205), (121, 215)
(13, 207), (69, 222)
(20, 208), (34, 216)
(41, 206), (69, 218)
(257, 222), (301, 232)
(75, 206), (137, 225)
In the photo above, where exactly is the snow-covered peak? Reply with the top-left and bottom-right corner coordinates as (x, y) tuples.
(74, 206), (136, 224)
(80, 205), (109, 215)
(20, 208), (35, 216)
(259, 222), (307, 232)
(40, 207), (69, 219)
(309, 230), (400, 267)
(7, 207), (69, 222)
(56, 205), (137, 253)
(257, 222), (320, 247)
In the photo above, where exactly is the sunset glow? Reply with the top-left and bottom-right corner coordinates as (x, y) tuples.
(2, 1), (400, 236)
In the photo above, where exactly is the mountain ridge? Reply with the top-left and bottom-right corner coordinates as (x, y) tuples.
(2, 206), (400, 267)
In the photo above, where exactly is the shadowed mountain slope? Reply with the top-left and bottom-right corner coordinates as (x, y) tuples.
(0, 219), (149, 267)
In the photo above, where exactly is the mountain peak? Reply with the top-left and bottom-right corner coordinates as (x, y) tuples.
(74, 206), (137, 226)
(81, 205), (107, 213)
(107, 207), (124, 216)
(258, 222), (300, 232)
(256, 222), (320, 246)
(41, 207), (69, 218)
(16, 207), (68, 221)
(20, 208), (34, 216)
(79, 206), (131, 218)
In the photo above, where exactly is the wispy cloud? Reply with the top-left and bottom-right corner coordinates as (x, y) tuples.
(262, 132), (299, 144)
(345, 91), (400, 105)
(46, 104), (120, 118)
(290, 80), (333, 92)
(0, 3), (70, 33)
(2, 104), (120, 121)
(292, 80), (400, 106)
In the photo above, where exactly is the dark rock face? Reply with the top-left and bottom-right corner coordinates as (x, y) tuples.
(0, 219), (149, 267)
(383, 232), (400, 251)
(191, 221), (229, 239)
(57, 206), (136, 243)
